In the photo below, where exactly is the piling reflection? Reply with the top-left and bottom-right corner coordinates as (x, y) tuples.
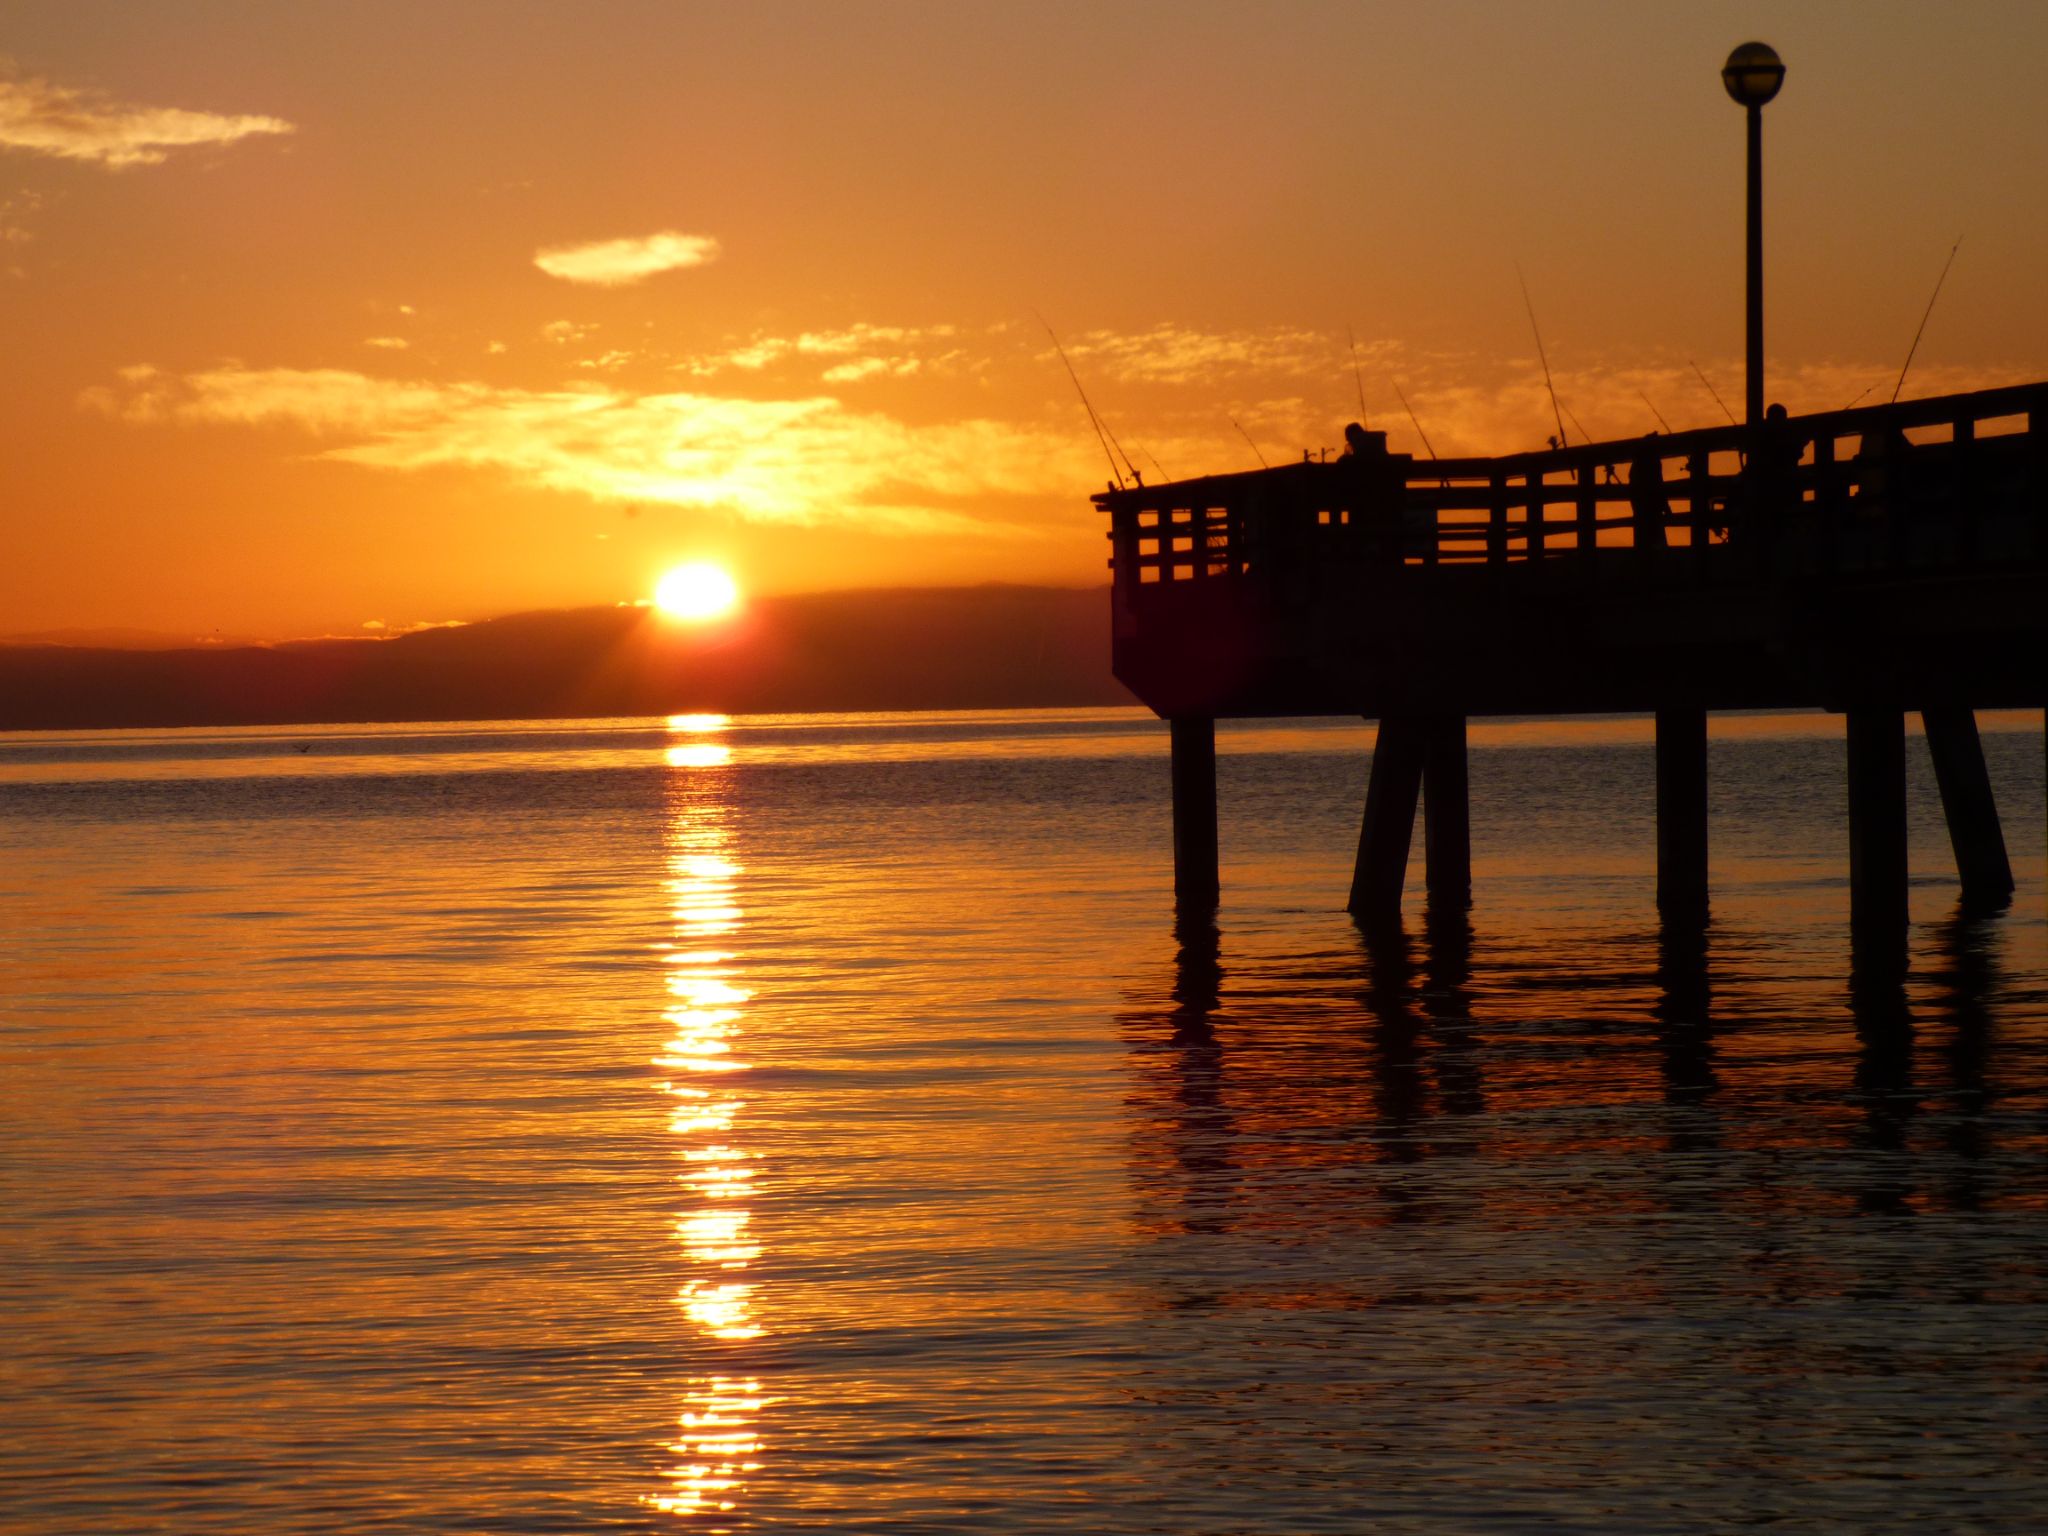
(1130, 913), (1237, 1238)
(646, 714), (766, 1521)
(1928, 904), (1999, 1210)
(1848, 933), (1918, 1215)
(1120, 885), (2042, 1301)
(1653, 915), (1720, 1158)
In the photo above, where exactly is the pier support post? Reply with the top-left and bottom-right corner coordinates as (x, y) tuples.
(1423, 713), (1471, 907)
(1656, 708), (1710, 918)
(1847, 707), (1909, 943)
(1169, 716), (1219, 911)
(1349, 714), (1428, 921)
(1923, 706), (2013, 907)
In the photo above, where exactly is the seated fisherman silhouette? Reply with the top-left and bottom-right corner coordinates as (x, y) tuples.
(1339, 423), (1410, 562)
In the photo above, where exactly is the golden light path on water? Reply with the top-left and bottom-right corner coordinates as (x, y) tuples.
(648, 713), (766, 1522)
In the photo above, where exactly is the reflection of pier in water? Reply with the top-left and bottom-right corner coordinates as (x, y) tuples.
(1099, 384), (2044, 950)
(1118, 903), (2025, 1264)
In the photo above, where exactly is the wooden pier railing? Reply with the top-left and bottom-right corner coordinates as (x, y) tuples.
(1099, 382), (2048, 591)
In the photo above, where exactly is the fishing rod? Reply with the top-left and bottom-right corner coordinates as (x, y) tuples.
(1842, 384), (1877, 412)
(1034, 310), (1130, 489)
(1392, 382), (1438, 461)
(1560, 402), (1619, 482)
(1100, 417), (1142, 487)
(1688, 358), (1740, 428)
(1516, 262), (1570, 448)
(1347, 326), (1370, 426)
(1231, 417), (1270, 469)
(1635, 389), (1674, 434)
(1892, 235), (1963, 404)
(1139, 447), (1172, 484)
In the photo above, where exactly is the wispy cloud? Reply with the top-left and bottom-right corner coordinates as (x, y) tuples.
(85, 365), (1095, 535)
(682, 323), (961, 377)
(0, 64), (293, 168)
(534, 230), (719, 287)
(821, 356), (920, 383)
(1062, 324), (1342, 386)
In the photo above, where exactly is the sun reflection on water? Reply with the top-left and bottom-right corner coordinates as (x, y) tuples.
(647, 714), (766, 1521)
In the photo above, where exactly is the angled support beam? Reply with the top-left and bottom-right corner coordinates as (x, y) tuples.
(1423, 713), (1471, 907)
(1922, 706), (2013, 906)
(1656, 708), (1709, 918)
(1169, 716), (1219, 912)
(1349, 714), (1429, 921)
(1847, 707), (1910, 945)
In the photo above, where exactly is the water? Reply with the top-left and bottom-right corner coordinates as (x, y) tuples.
(3, 708), (2045, 1534)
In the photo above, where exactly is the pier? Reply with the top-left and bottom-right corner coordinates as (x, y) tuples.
(1098, 383), (2045, 942)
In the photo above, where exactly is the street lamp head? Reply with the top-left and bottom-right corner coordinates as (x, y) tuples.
(1722, 41), (1785, 108)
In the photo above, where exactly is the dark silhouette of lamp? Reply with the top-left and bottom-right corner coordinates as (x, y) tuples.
(1723, 41), (1785, 426)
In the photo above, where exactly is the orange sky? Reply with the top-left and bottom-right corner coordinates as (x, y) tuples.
(5, 1), (2047, 640)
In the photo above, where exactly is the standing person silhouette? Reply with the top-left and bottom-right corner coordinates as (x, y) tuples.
(1742, 402), (1800, 548)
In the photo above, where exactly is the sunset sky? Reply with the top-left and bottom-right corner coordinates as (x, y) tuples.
(5, 1), (2047, 640)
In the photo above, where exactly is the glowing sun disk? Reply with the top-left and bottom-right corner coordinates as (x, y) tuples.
(655, 563), (740, 620)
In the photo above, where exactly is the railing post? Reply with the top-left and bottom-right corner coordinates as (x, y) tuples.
(1811, 433), (1837, 577)
(1685, 452), (1712, 574)
(1953, 414), (1977, 565)
(1488, 471), (1508, 566)
(2032, 399), (2048, 561)
(1576, 462), (1599, 568)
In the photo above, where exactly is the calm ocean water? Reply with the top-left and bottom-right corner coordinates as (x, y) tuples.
(3, 708), (2045, 1534)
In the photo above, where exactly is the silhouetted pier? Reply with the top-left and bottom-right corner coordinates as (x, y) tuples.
(1098, 383), (2046, 944)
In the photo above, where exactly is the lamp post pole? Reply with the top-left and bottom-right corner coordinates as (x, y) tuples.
(1744, 101), (1763, 425)
(1722, 43), (1784, 426)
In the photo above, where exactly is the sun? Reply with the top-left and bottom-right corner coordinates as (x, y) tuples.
(653, 562), (741, 621)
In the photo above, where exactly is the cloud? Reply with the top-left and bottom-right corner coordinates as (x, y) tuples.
(821, 356), (920, 383)
(1, 188), (41, 244)
(534, 230), (719, 287)
(364, 336), (409, 351)
(682, 323), (961, 377)
(0, 65), (293, 168)
(1062, 324), (1342, 386)
(87, 365), (1098, 536)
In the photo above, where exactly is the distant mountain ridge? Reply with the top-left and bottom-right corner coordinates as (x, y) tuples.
(0, 585), (1129, 731)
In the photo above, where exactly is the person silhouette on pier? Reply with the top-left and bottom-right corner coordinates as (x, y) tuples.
(1852, 422), (1910, 513)
(1740, 402), (1800, 546)
(1628, 433), (1672, 554)
(1341, 422), (1381, 460)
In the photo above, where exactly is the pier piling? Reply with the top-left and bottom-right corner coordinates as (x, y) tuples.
(1349, 715), (1429, 920)
(1923, 705), (2014, 906)
(1656, 708), (1710, 918)
(1847, 707), (1910, 942)
(1170, 716), (1219, 910)
(1423, 713), (1471, 906)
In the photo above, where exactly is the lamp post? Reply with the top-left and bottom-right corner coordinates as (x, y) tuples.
(1722, 42), (1785, 426)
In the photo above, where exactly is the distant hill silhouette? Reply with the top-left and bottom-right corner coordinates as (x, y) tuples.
(0, 585), (1129, 730)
